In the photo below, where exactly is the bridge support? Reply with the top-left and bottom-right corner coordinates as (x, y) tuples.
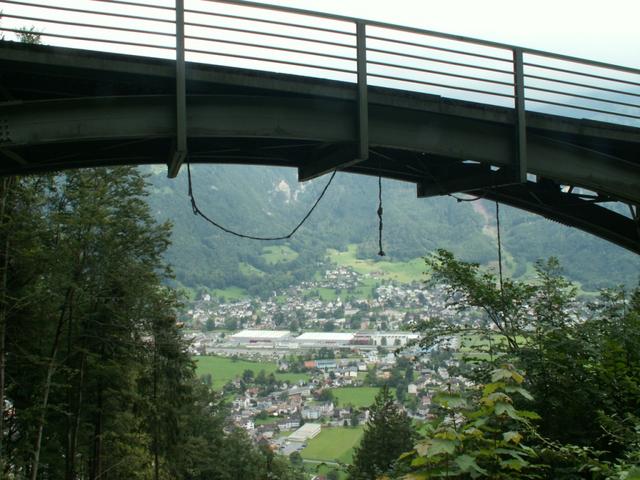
(168, 0), (187, 178)
(513, 48), (527, 183)
(298, 21), (369, 182)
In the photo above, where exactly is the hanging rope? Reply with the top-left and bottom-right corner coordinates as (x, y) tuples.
(186, 161), (336, 241)
(377, 175), (385, 256)
(495, 200), (504, 293)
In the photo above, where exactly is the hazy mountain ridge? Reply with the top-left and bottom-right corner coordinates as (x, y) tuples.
(145, 165), (640, 294)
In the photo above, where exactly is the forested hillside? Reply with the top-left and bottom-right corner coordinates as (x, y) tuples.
(0, 168), (303, 480)
(146, 165), (640, 295)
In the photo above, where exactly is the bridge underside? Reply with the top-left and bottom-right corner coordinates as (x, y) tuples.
(1, 42), (639, 253)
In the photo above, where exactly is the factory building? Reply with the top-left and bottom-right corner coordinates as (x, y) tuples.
(372, 332), (420, 347)
(288, 423), (322, 442)
(229, 329), (291, 346)
(295, 332), (355, 347)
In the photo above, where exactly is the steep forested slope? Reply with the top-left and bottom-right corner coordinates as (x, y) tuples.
(146, 165), (639, 294)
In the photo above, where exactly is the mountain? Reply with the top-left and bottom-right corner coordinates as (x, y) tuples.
(145, 164), (640, 296)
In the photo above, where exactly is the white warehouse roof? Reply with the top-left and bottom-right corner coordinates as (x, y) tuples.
(296, 332), (355, 342)
(288, 423), (322, 442)
(231, 329), (291, 339)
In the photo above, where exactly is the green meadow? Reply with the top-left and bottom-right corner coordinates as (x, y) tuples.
(331, 387), (380, 408)
(195, 355), (308, 390)
(327, 244), (427, 284)
(262, 245), (299, 264)
(301, 426), (364, 463)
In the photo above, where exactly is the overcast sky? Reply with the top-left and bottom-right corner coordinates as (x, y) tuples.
(246, 0), (640, 69)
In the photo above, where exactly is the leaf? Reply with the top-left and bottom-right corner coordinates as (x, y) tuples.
(398, 450), (415, 461)
(495, 448), (532, 460)
(495, 402), (522, 420)
(483, 382), (504, 396)
(486, 392), (511, 405)
(510, 370), (525, 384)
(491, 368), (513, 382)
(433, 393), (467, 409)
(503, 431), (523, 444)
(504, 385), (534, 401)
(454, 454), (489, 476)
(518, 410), (541, 420)
(410, 456), (427, 467)
(426, 438), (457, 457)
(624, 467), (640, 480)
(402, 474), (429, 480)
(499, 458), (529, 471)
(491, 367), (524, 384)
(415, 441), (430, 456)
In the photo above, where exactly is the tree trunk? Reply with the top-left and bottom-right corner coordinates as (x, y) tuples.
(0, 176), (15, 467)
(31, 287), (74, 480)
(66, 352), (85, 480)
(153, 339), (159, 480)
(90, 383), (103, 480)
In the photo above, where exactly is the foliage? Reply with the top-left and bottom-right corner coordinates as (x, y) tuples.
(396, 366), (542, 479)
(414, 250), (640, 478)
(349, 385), (415, 479)
(145, 166), (640, 298)
(0, 168), (304, 480)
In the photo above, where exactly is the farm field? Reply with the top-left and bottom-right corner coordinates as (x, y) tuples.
(301, 426), (364, 464)
(262, 245), (299, 264)
(327, 244), (427, 284)
(195, 355), (309, 390)
(210, 286), (247, 301)
(331, 387), (380, 408)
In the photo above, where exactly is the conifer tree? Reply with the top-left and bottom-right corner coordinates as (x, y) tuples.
(348, 385), (414, 480)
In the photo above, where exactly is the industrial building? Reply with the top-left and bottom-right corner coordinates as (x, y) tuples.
(229, 329), (291, 346)
(295, 332), (355, 347)
(372, 332), (420, 347)
(288, 423), (322, 442)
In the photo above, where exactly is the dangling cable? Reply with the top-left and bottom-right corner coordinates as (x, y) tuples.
(495, 200), (504, 294)
(377, 175), (385, 256)
(186, 161), (336, 241)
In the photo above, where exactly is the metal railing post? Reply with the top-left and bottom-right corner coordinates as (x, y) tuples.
(356, 21), (369, 161)
(513, 48), (527, 183)
(168, 0), (187, 178)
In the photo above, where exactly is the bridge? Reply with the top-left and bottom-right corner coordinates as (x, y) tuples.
(1, 0), (639, 253)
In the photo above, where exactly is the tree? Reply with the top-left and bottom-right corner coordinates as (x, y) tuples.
(242, 369), (255, 383)
(204, 318), (215, 331)
(396, 366), (543, 479)
(418, 250), (640, 474)
(289, 450), (303, 467)
(317, 389), (334, 403)
(327, 469), (340, 480)
(348, 385), (414, 479)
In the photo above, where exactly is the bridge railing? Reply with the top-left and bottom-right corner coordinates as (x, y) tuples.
(1, 0), (639, 127)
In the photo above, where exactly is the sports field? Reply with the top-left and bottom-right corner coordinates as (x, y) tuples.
(195, 355), (309, 390)
(301, 426), (364, 463)
(331, 387), (380, 408)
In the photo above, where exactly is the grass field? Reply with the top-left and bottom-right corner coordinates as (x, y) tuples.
(327, 244), (427, 284)
(211, 286), (247, 301)
(195, 355), (308, 390)
(255, 416), (280, 426)
(239, 262), (265, 277)
(301, 426), (364, 463)
(332, 387), (380, 408)
(262, 245), (299, 264)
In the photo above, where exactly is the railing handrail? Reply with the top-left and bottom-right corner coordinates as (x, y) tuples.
(1, 0), (639, 131)
(210, 0), (640, 76)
